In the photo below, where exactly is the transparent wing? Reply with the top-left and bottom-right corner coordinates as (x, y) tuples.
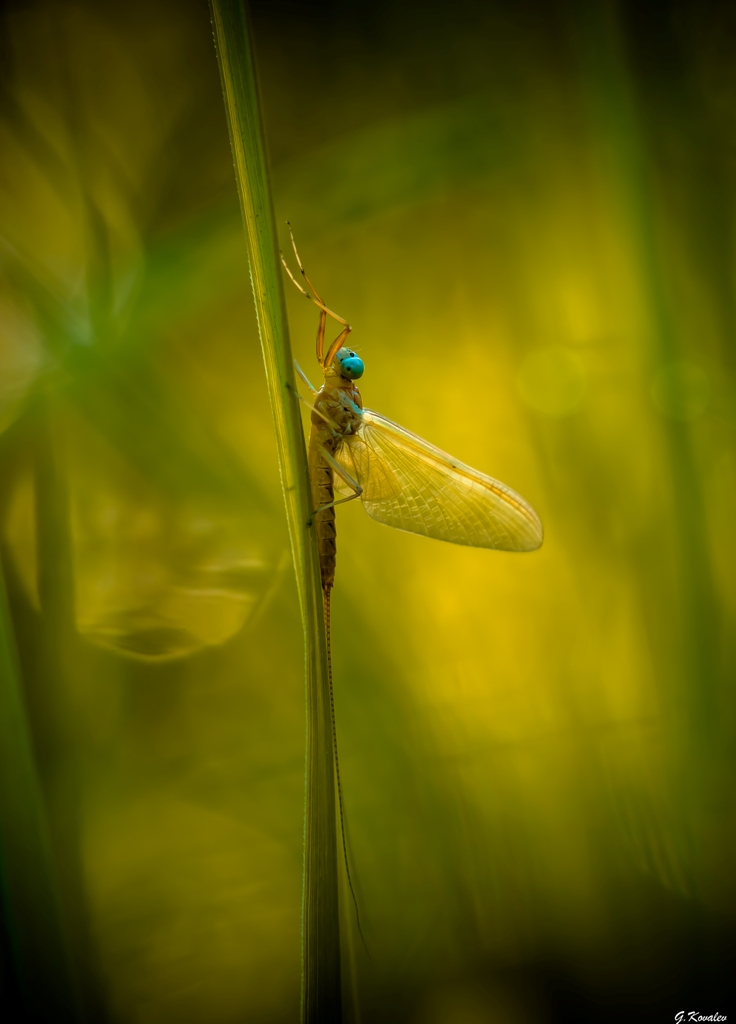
(335, 409), (543, 551)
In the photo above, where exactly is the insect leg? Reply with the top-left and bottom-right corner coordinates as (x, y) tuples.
(287, 384), (340, 433)
(282, 259), (326, 364)
(281, 258), (347, 332)
(316, 307), (327, 365)
(281, 222), (351, 366)
(287, 220), (326, 306)
(312, 444), (362, 516)
(324, 324), (353, 370)
(294, 360), (318, 394)
(286, 224), (330, 364)
(309, 489), (362, 526)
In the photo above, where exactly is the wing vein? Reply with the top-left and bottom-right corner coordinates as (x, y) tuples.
(333, 409), (542, 552)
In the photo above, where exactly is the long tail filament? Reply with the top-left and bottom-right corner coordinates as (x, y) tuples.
(323, 586), (368, 953)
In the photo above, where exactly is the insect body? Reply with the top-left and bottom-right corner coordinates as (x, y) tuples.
(308, 352), (364, 591)
(284, 232), (543, 595)
(282, 226), (542, 943)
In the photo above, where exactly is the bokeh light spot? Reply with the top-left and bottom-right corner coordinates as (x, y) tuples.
(517, 346), (586, 417)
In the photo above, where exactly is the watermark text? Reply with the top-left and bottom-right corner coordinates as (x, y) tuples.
(675, 1014), (727, 1023)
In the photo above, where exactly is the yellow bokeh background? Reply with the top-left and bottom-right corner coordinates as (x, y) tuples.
(1, 1), (735, 1021)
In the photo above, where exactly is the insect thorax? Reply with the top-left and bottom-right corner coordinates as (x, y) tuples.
(313, 381), (363, 437)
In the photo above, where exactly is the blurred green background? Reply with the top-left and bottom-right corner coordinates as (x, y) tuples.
(1, 0), (735, 1021)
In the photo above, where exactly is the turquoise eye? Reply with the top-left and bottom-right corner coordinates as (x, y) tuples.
(339, 355), (364, 380)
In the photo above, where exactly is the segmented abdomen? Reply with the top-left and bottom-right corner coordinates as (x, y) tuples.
(309, 437), (337, 590)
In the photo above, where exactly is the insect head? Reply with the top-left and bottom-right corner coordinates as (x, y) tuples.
(335, 347), (364, 380)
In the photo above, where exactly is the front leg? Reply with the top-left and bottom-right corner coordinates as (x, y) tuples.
(294, 360), (318, 394)
(287, 380), (340, 433)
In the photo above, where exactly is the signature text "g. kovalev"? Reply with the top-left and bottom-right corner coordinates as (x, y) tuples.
(675, 1013), (727, 1023)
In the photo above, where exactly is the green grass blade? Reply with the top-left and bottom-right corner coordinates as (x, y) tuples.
(0, 559), (82, 1022)
(207, 3), (342, 1020)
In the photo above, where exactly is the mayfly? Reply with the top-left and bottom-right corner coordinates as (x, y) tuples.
(282, 225), (543, 936)
(283, 227), (543, 580)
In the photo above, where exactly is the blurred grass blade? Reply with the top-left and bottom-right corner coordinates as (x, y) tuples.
(208, 3), (342, 1020)
(571, 1), (720, 756)
(0, 561), (81, 1022)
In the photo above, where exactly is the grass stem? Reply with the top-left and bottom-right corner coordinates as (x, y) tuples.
(208, 3), (342, 1019)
